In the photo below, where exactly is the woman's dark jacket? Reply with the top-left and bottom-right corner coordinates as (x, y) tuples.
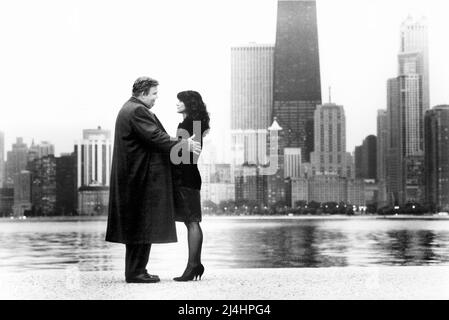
(172, 117), (208, 190)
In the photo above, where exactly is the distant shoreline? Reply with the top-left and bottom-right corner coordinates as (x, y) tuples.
(1, 214), (449, 222)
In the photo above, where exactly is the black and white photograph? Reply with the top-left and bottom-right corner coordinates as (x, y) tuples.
(1, 0), (449, 307)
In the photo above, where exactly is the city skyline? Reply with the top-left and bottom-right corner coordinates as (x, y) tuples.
(0, 0), (448, 160)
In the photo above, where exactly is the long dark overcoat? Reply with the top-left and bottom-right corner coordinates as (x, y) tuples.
(105, 97), (179, 244)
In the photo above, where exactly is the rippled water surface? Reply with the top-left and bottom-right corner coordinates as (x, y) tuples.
(1, 217), (449, 272)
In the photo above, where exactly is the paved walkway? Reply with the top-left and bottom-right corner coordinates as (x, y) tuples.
(1, 266), (449, 300)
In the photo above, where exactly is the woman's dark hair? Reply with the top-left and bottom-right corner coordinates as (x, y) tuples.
(177, 90), (210, 131)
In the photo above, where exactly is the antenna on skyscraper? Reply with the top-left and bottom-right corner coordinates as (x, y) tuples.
(329, 86), (332, 103)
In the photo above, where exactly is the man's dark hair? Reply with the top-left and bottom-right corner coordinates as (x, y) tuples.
(132, 77), (159, 97)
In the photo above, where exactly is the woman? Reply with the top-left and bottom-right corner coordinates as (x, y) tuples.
(172, 90), (210, 281)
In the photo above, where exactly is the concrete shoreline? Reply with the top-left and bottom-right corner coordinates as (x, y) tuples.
(1, 266), (449, 300)
(1, 214), (449, 222)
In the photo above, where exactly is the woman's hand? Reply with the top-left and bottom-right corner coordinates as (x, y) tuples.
(188, 134), (202, 155)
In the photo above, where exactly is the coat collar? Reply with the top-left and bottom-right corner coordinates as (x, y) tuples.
(128, 96), (167, 133)
(129, 96), (152, 110)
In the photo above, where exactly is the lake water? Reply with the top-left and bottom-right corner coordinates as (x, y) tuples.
(1, 217), (449, 273)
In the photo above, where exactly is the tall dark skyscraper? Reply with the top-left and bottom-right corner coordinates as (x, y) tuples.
(273, 0), (322, 162)
(361, 135), (377, 180)
(56, 153), (77, 215)
(29, 155), (57, 216)
(424, 105), (449, 211)
(354, 145), (363, 179)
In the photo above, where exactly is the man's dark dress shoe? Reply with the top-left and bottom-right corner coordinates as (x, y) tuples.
(126, 273), (160, 283)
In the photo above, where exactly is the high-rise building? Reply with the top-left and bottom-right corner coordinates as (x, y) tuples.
(6, 138), (29, 187)
(0, 187), (13, 217)
(284, 148), (301, 179)
(28, 140), (55, 163)
(56, 153), (77, 215)
(199, 163), (235, 206)
(386, 75), (424, 204)
(75, 126), (112, 215)
(0, 131), (4, 187)
(389, 75), (423, 157)
(291, 177), (309, 206)
(234, 118), (286, 207)
(354, 145), (363, 179)
(231, 43), (274, 166)
(231, 43), (274, 132)
(377, 110), (388, 205)
(266, 118), (287, 205)
(29, 155), (57, 216)
(235, 165), (267, 206)
(424, 105), (449, 211)
(398, 16), (429, 111)
(361, 135), (377, 180)
(310, 103), (351, 177)
(75, 126), (112, 188)
(347, 179), (366, 207)
(208, 164), (235, 205)
(12, 170), (32, 217)
(384, 16), (429, 205)
(377, 110), (388, 182)
(273, 0), (322, 162)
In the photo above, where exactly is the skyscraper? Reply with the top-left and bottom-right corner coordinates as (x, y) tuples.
(266, 118), (287, 205)
(56, 153), (77, 216)
(284, 148), (301, 179)
(231, 43), (274, 165)
(75, 127), (112, 215)
(0, 131), (4, 187)
(13, 170), (32, 217)
(310, 103), (351, 178)
(361, 135), (377, 180)
(376, 110), (388, 182)
(377, 110), (388, 205)
(6, 138), (29, 187)
(354, 145), (363, 179)
(29, 155), (57, 216)
(385, 16), (429, 205)
(0, 188), (13, 217)
(75, 126), (112, 188)
(387, 75), (424, 204)
(399, 16), (429, 110)
(28, 140), (55, 164)
(424, 105), (449, 211)
(273, 0), (322, 162)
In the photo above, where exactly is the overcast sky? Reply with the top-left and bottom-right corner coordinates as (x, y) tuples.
(0, 0), (448, 161)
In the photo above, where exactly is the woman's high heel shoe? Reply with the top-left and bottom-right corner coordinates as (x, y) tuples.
(173, 264), (204, 282)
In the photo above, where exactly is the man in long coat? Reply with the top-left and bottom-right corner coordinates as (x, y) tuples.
(105, 76), (201, 283)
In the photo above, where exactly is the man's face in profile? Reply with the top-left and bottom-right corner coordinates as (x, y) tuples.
(141, 86), (158, 108)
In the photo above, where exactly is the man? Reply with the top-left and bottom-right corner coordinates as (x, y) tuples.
(105, 76), (201, 283)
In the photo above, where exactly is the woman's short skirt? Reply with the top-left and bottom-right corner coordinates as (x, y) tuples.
(174, 186), (202, 223)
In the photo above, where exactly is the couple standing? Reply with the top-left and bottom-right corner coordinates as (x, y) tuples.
(105, 77), (210, 283)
